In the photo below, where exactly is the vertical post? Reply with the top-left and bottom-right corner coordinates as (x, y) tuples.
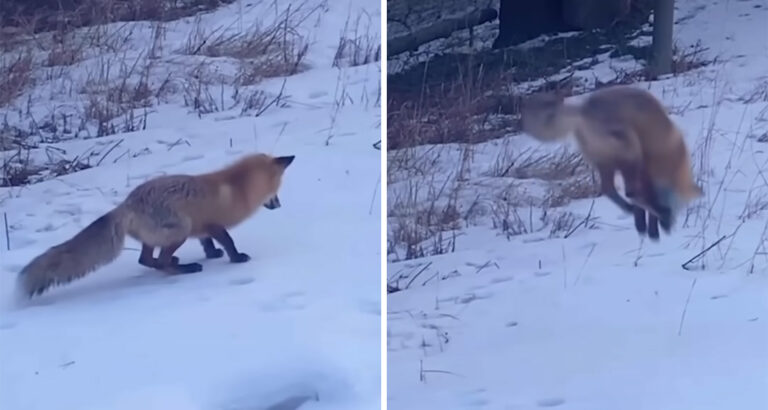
(650, 0), (674, 78)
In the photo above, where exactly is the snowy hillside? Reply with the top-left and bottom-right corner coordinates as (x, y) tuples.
(0, 1), (381, 409)
(388, 1), (768, 409)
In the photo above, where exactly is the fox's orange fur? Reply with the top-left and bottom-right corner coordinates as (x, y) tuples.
(18, 153), (295, 297)
(520, 85), (702, 240)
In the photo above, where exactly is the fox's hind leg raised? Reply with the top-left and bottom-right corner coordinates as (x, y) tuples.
(631, 204), (660, 241)
(633, 206), (647, 234)
(199, 237), (225, 259)
(207, 225), (250, 263)
(621, 163), (671, 236)
(651, 185), (676, 233)
(636, 173), (673, 232)
(597, 164), (634, 213)
(647, 214), (661, 241)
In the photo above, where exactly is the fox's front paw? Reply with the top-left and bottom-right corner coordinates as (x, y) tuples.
(204, 248), (224, 259)
(647, 223), (660, 241)
(230, 253), (250, 263)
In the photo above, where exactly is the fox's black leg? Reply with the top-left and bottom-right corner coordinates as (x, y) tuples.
(138, 243), (179, 268)
(207, 225), (250, 263)
(138, 244), (157, 268)
(199, 237), (224, 259)
(622, 163), (673, 237)
(646, 200), (672, 233)
(647, 213), (660, 241)
(636, 173), (673, 233)
(633, 206), (647, 234)
(658, 208), (673, 233)
(598, 166), (634, 213)
(157, 241), (202, 274)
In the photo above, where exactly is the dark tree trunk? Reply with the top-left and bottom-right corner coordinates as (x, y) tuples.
(562, 0), (631, 29)
(493, 0), (656, 50)
(492, 0), (571, 49)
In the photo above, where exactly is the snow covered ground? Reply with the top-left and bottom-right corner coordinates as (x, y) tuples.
(388, 1), (768, 409)
(0, 1), (381, 409)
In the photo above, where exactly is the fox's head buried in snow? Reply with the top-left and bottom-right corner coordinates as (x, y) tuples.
(519, 85), (703, 241)
(520, 92), (580, 143)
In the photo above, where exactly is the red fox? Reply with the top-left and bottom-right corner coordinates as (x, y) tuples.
(18, 153), (295, 297)
(520, 85), (702, 240)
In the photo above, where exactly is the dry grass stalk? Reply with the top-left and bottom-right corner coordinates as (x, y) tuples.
(0, 51), (33, 107)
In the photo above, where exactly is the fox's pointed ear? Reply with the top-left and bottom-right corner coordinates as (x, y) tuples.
(274, 155), (295, 169)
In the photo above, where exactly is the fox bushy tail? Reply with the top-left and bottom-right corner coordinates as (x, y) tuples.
(17, 209), (126, 297)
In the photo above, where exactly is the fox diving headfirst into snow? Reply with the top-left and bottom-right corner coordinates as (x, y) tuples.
(520, 85), (702, 241)
(18, 153), (295, 298)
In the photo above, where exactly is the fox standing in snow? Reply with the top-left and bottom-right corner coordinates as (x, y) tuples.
(520, 85), (702, 240)
(18, 153), (295, 297)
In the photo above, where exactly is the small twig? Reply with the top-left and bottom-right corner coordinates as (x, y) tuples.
(405, 261), (432, 289)
(678, 278), (698, 336)
(387, 266), (406, 283)
(434, 327), (446, 352)
(469, 260), (498, 274)
(574, 243), (596, 285)
(369, 176), (380, 215)
(749, 219), (768, 274)
(421, 368), (462, 377)
(112, 149), (131, 164)
(561, 243), (567, 289)
(681, 235), (727, 270)
(96, 138), (124, 166)
(59, 360), (75, 368)
(3, 212), (9, 250)
(421, 271), (440, 287)
(166, 138), (191, 151)
(254, 79), (288, 117)
(634, 238), (645, 267)
(564, 200), (595, 238)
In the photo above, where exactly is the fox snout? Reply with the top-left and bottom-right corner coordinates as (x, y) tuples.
(264, 195), (281, 210)
(263, 155), (295, 210)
